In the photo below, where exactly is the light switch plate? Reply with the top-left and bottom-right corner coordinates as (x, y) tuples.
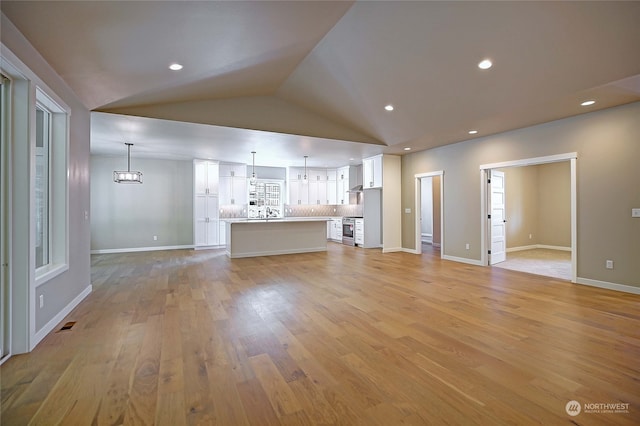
(632, 208), (640, 218)
(404, 208), (411, 214)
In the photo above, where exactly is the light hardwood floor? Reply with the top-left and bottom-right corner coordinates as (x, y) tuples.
(1, 243), (639, 425)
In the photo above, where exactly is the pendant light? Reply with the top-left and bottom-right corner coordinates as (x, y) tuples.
(302, 155), (308, 184)
(113, 143), (143, 183)
(249, 151), (257, 185)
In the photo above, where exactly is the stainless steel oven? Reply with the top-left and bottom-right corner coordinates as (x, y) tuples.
(342, 217), (355, 246)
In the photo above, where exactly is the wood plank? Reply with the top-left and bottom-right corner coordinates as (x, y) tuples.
(248, 353), (303, 417)
(1, 246), (639, 424)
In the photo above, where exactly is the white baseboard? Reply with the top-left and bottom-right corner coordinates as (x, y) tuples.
(507, 244), (571, 253)
(382, 246), (403, 253)
(0, 353), (11, 366)
(537, 244), (571, 251)
(442, 255), (484, 266)
(403, 248), (420, 254)
(506, 245), (538, 253)
(575, 277), (640, 295)
(194, 245), (225, 251)
(31, 284), (93, 350)
(91, 244), (194, 254)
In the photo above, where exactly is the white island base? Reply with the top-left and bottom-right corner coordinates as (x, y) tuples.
(225, 219), (329, 258)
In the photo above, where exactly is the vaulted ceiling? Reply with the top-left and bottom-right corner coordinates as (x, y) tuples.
(3, 1), (640, 167)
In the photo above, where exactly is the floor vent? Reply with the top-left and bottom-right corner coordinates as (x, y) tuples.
(58, 321), (76, 332)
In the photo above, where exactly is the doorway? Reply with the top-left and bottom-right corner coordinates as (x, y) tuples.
(480, 153), (577, 283)
(414, 171), (443, 256)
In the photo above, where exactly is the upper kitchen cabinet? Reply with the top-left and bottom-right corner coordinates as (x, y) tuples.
(308, 168), (328, 205)
(327, 169), (337, 204)
(363, 155), (383, 189)
(288, 167), (309, 205)
(336, 166), (350, 205)
(288, 167), (338, 205)
(219, 163), (247, 206)
(194, 160), (219, 195)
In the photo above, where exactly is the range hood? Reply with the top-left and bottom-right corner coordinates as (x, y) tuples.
(347, 184), (363, 193)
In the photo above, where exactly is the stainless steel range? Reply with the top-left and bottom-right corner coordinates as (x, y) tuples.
(342, 217), (356, 246)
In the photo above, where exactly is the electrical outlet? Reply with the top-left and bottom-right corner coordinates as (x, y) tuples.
(529, 234), (532, 239)
(39, 294), (44, 308)
(153, 235), (158, 241)
(605, 260), (614, 269)
(632, 208), (640, 218)
(465, 243), (470, 250)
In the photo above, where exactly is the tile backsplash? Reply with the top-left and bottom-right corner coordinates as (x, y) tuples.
(219, 203), (361, 218)
(219, 205), (247, 218)
(284, 204), (362, 217)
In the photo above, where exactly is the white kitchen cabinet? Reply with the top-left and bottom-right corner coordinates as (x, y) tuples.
(327, 218), (343, 242)
(219, 163), (247, 206)
(336, 166), (350, 204)
(309, 180), (327, 204)
(289, 181), (309, 205)
(194, 160), (220, 247)
(288, 167), (307, 205)
(355, 218), (364, 246)
(327, 177), (337, 204)
(195, 160), (219, 195)
(309, 168), (328, 204)
(327, 169), (338, 204)
(309, 168), (327, 182)
(363, 155), (383, 189)
(289, 167), (305, 181)
(289, 167), (338, 205)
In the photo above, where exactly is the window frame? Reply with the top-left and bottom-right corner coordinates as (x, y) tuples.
(33, 87), (69, 286)
(35, 103), (51, 270)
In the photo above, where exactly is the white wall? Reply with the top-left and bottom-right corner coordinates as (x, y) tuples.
(91, 156), (193, 251)
(1, 14), (91, 350)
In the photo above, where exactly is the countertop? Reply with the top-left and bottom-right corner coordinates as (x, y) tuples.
(222, 217), (336, 223)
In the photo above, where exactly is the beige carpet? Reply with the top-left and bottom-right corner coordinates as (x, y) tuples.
(494, 248), (571, 280)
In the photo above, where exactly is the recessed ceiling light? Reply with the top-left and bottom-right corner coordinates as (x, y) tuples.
(403, 147), (411, 151)
(581, 100), (595, 106)
(468, 130), (478, 135)
(384, 105), (394, 111)
(478, 59), (492, 70)
(169, 63), (183, 71)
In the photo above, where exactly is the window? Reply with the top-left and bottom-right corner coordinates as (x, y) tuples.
(35, 105), (51, 269)
(34, 88), (68, 284)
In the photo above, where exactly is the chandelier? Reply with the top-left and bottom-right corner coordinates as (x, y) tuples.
(113, 143), (143, 183)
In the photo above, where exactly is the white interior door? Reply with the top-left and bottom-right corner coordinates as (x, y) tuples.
(489, 170), (507, 264)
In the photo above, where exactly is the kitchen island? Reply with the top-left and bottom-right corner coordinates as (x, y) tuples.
(223, 218), (330, 258)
